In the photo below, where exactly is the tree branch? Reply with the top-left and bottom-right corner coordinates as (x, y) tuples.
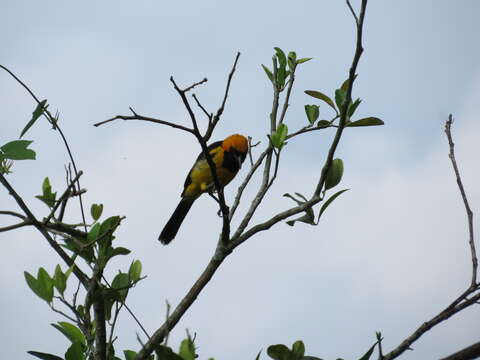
(439, 341), (480, 360)
(445, 114), (477, 287)
(381, 115), (479, 359)
(136, 3), (370, 357)
(204, 52), (241, 141)
(93, 113), (195, 133)
(0, 172), (89, 288)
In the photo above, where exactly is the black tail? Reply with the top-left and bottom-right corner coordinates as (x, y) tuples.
(159, 198), (195, 244)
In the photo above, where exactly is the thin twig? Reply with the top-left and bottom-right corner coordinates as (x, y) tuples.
(445, 114), (477, 287)
(163, 300), (171, 346)
(229, 148), (269, 220)
(0, 210), (26, 219)
(94, 114), (194, 133)
(183, 77), (208, 93)
(346, 0), (360, 25)
(50, 302), (78, 323)
(43, 170), (84, 224)
(192, 93), (212, 121)
(0, 220), (31, 232)
(204, 52), (241, 141)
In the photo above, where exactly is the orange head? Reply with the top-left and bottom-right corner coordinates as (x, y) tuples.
(222, 134), (249, 154)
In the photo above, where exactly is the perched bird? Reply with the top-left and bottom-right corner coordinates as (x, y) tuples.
(159, 134), (249, 244)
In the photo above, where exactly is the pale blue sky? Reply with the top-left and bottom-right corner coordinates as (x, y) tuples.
(1, 1), (480, 359)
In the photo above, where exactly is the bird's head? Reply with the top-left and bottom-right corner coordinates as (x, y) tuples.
(222, 134), (249, 165)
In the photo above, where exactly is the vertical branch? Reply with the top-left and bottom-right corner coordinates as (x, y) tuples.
(445, 114), (477, 287)
(170, 77), (230, 243)
(204, 52), (241, 141)
(314, 0), (367, 197)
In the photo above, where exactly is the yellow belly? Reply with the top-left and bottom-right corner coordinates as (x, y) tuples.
(183, 149), (236, 198)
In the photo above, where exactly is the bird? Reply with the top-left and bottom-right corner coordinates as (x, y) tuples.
(159, 134), (249, 244)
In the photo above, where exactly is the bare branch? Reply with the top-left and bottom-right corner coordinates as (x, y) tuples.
(445, 114), (477, 286)
(0, 210), (26, 219)
(381, 115), (479, 359)
(346, 0), (360, 25)
(170, 76), (231, 244)
(183, 77), (208, 93)
(383, 289), (480, 360)
(192, 93), (212, 121)
(439, 341), (480, 360)
(204, 52), (241, 141)
(94, 114), (194, 133)
(0, 220), (31, 232)
(229, 148), (269, 220)
(135, 254), (227, 359)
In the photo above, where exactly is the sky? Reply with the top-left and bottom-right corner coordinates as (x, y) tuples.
(1, 1), (480, 359)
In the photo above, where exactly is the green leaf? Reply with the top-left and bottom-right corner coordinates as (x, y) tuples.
(54, 264), (67, 295)
(296, 57), (312, 64)
(304, 91), (336, 112)
(65, 263), (74, 280)
(27, 351), (64, 360)
(348, 98), (362, 117)
(20, 100), (48, 138)
(334, 88), (347, 111)
(37, 268), (54, 303)
(155, 346), (184, 360)
(1, 140), (36, 160)
(26, 268), (53, 303)
(24, 271), (40, 298)
(35, 177), (56, 208)
(129, 260), (142, 282)
(99, 216), (121, 240)
(267, 344), (292, 360)
(111, 272), (130, 301)
(51, 322), (86, 346)
(271, 124), (288, 149)
(274, 47), (287, 69)
(286, 211), (315, 227)
(61, 238), (95, 263)
(107, 247), (131, 261)
(347, 117), (384, 127)
(304, 105), (319, 124)
(340, 74), (358, 92)
(123, 350), (136, 360)
(317, 120), (330, 128)
(276, 67), (287, 88)
(90, 204), (104, 221)
(283, 193), (315, 227)
(64, 342), (85, 360)
(358, 342), (377, 360)
(178, 337), (196, 360)
(325, 159), (344, 190)
(317, 189), (349, 222)
(292, 341), (305, 358)
(88, 223), (101, 243)
(262, 65), (274, 82)
(287, 51), (297, 70)
(255, 350), (262, 360)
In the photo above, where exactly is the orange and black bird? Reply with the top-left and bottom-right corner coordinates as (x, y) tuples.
(159, 134), (249, 244)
